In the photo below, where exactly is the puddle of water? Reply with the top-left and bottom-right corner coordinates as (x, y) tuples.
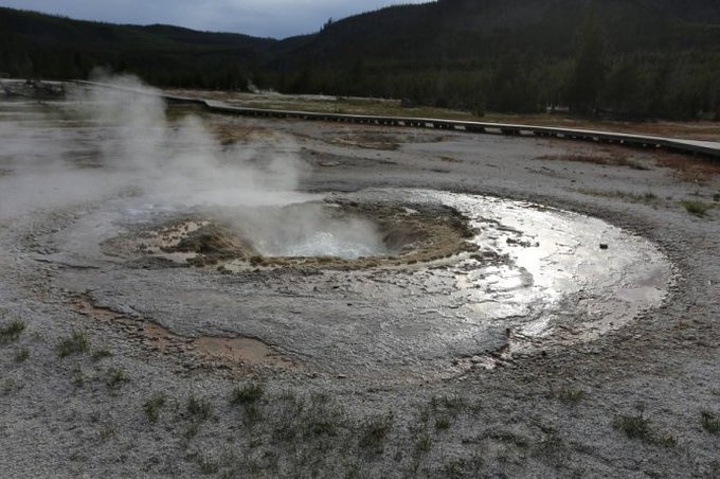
(349, 188), (672, 352)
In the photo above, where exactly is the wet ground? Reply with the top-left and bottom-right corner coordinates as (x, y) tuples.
(1, 95), (720, 478)
(63, 187), (671, 379)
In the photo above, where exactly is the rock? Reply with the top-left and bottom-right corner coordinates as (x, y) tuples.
(471, 355), (482, 364)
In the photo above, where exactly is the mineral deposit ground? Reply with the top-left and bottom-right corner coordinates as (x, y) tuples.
(1, 88), (720, 478)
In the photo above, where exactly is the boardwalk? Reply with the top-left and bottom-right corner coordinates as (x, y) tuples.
(77, 80), (720, 159)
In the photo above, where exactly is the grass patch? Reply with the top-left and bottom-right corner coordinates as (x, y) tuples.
(0, 320), (25, 343)
(554, 387), (585, 405)
(91, 349), (112, 361)
(188, 395), (213, 422)
(702, 411), (720, 435)
(614, 414), (677, 447)
(359, 414), (393, 455)
(14, 349), (29, 362)
(303, 418), (338, 438)
(615, 414), (652, 440)
(1, 377), (20, 395)
(577, 188), (657, 203)
(230, 381), (264, 406)
(143, 393), (167, 423)
(105, 367), (129, 390)
(539, 153), (648, 170)
(195, 453), (220, 475)
(98, 424), (116, 442)
(430, 394), (467, 411)
(414, 433), (432, 455)
(57, 330), (89, 358)
(681, 200), (713, 217)
(435, 415), (451, 431)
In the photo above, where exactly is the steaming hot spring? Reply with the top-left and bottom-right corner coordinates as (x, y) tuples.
(94, 186), (671, 378)
(3, 80), (672, 378)
(104, 195), (478, 270)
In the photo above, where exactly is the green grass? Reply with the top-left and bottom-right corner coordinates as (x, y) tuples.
(143, 393), (167, 423)
(98, 424), (116, 442)
(435, 416), (451, 431)
(681, 200), (713, 217)
(188, 395), (213, 422)
(614, 414), (677, 447)
(230, 381), (264, 406)
(577, 188), (658, 203)
(414, 433), (432, 455)
(359, 414), (393, 455)
(91, 349), (112, 361)
(57, 330), (90, 358)
(702, 411), (720, 435)
(554, 387), (585, 405)
(14, 349), (29, 362)
(105, 367), (130, 390)
(0, 320), (25, 343)
(196, 454), (220, 475)
(303, 418), (338, 438)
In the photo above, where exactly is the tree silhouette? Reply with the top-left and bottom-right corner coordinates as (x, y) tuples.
(567, 4), (605, 116)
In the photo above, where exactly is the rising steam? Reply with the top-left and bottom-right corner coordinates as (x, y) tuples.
(0, 74), (385, 258)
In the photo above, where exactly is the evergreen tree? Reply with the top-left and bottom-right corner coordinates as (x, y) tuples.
(567, 4), (605, 115)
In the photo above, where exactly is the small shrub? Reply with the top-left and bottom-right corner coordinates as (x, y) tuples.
(0, 320), (25, 343)
(702, 411), (720, 435)
(105, 367), (129, 389)
(14, 349), (29, 362)
(143, 393), (167, 423)
(188, 395), (213, 422)
(713, 193), (720, 202)
(681, 200), (712, 217)
(57, 331), (89, 358)
(230, 381), (264, 406)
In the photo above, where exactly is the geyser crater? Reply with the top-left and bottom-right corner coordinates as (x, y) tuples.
(104, 197), (481, 270)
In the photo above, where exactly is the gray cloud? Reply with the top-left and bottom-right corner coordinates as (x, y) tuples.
(0, 0), (431, 38)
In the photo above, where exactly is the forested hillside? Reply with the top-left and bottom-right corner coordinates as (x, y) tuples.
(0, 7), (278, 88)
(2, 0), (720, 119)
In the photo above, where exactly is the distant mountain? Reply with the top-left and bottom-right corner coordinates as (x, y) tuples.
(2, 1), (720, 118)
(0, 7), (278, 88)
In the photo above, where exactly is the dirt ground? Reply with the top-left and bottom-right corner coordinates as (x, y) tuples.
(1, 100), (720, 478)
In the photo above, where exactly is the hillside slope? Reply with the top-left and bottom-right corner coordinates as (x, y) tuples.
(2, 1), (720, 118)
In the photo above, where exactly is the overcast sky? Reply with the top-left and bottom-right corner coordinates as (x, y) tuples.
(0, 0), (432, 39)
